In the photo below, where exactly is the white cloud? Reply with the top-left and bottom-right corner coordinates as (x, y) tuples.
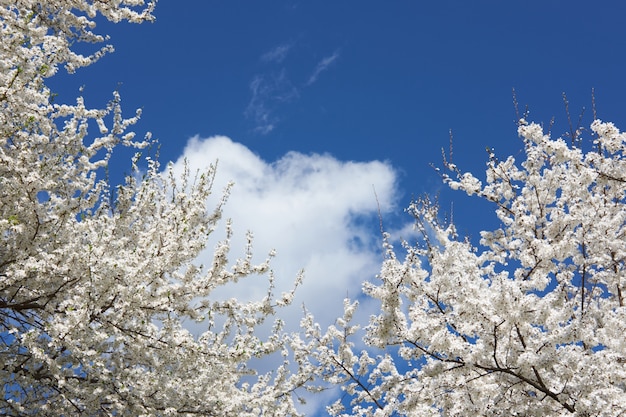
(306, 50), (340, 86)
(246, 45), (341, 133)
(169, 135), (399, 329)
(245, 70), (299, 135)
(261, 43), (293, 64)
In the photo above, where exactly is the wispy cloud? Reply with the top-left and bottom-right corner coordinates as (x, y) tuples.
(245, 44), (341, 134)
(244, 70), (299, 134)
(260, 42), (293, 64)
(306, 50), (340, 86)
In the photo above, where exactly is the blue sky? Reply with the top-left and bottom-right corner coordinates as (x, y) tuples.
(55, 1), (626, 207)
(49, 1), (626, 412)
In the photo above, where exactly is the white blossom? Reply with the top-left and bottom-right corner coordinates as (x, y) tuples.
(297, 120), (626, 416)
(0, 2), (307, 415)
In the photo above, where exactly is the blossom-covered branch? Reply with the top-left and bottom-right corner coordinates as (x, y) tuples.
(1, 2), (306, 415)
(299, 119), (626, 416)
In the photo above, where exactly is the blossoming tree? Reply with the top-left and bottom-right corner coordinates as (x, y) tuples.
(0, 1), (304, 415)
(299, 119), (626, 416)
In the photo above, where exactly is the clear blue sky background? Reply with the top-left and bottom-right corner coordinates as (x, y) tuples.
(48, 2), (626, 412)
(52, 1), (626, 229)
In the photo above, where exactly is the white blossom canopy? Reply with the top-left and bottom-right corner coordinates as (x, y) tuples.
(0, 2), (306, 415)
(297, 119), (626, 416)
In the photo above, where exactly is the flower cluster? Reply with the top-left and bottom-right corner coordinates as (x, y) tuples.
(298, 120), (626, 416)
(0, 2), (305, 415)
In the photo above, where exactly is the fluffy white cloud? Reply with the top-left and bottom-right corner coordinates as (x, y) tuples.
(169, 135), (399, 328)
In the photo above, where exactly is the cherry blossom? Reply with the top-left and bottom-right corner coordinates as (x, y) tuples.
(0, 2), (306, 415)
(299, 119), (626, 416)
